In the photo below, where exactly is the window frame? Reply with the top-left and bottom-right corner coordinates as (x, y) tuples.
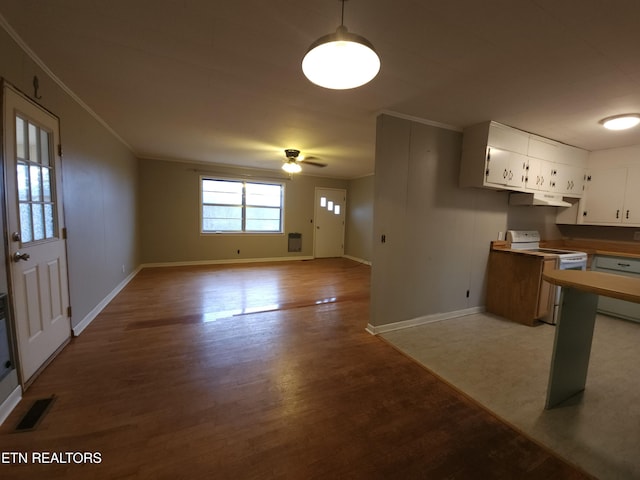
(199, 176), (285, 235)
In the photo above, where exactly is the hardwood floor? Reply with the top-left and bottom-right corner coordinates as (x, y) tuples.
(0, 258), (590, 479)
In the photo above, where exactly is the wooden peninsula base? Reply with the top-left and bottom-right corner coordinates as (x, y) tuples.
(542, 270), (640, 409)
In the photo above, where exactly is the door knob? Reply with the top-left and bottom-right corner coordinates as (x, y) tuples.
(13, 252), (30, 262)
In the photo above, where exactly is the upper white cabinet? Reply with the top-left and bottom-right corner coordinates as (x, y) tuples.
(484, 147), (528, 189)
(460, 121), (587, 198)
(581, 166), (640, 225)
(487, 122), (529, 154)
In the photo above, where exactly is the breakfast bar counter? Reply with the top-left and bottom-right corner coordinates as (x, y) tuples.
(542, 270), (640, 408)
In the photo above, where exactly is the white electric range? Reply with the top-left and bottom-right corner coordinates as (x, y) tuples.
(506, 230), (587, 324)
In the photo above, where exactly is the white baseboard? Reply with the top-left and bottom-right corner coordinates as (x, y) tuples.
(72, 266), (143, 336)
(0, 385), (22, 426)
(141, 255), (315, 268)
(366, 306), (484, 335)
(342, 255), (371, 266)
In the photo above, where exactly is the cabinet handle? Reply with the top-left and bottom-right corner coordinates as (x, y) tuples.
(616, 209), (620, 219)
(508, 170), (513, 180)
(503, 169), (508, 179)
(626, 210), (630, 219)
(617, 263), (631, 268)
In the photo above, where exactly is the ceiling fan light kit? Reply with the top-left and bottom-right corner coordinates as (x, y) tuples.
(302, 0), (380, 90)
(600, 114), (640, 131)
(281, 148), (327, 173)
(282, 161), (302, 173)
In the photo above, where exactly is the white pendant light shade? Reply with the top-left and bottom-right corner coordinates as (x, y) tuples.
(302, 26), (380, 90)
(282, 161), (302, 173)
(600, 114), (640, 130)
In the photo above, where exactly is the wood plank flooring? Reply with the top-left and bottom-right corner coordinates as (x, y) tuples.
(0, 258), (591, 479)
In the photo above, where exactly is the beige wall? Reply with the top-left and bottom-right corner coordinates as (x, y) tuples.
(0, 27), (139, 404)
(0, 29), (140, 327)
(371, 114), (509, 328)
(345, 175), (373, 263)
(138, 158), (349, 264)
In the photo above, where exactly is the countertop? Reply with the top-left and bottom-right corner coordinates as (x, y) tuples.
(492, 239), (640, 260)
(542, 239), (640, 260)
(490, 241), (562, 258)
(543, 270), (640, 304)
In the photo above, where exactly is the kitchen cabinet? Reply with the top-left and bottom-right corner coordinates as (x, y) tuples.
(581, 166), (640, 225)
(460, 121), (586, 198)
(552, 163), (585, 196)
(486, 249), (557, 326)
(460, 121), (529, 191)
(485, 147), (528, 189)
(592, 255), (640, 322)
(528, 138), (586, 197)
(524, 156), (552, 191)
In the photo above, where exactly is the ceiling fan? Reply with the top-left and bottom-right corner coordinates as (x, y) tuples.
(282, 148), (327, 172)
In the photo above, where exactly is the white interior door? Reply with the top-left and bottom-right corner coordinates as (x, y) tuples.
(3, 84), (70, 384)
(314, 188), (346, 258)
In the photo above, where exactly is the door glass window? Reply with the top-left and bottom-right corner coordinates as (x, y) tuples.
(15, 115), (57, 244)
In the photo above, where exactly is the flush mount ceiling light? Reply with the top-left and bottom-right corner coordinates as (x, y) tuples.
(600, 114), (640, 130)
(302, 0), (380, 90)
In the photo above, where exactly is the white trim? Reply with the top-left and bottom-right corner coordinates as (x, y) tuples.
(342, 254), (371, 266)
(141, 256), (314, 269)
(72, 267), (142, 336)
(0, 13), (132, 151)
(366, 306), (484, 335)
(378, 110), (463, 132)
(0, 385), (22, 426)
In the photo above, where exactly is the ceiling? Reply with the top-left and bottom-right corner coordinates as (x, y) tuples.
(2, 0), (640, 179)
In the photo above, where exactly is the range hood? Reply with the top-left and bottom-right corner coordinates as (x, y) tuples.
(509, 192), (572, 208)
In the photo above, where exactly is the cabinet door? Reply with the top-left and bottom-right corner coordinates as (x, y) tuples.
(555, 164), (585, 197)
(582, 168), (626, 223)
(622, 166), (640, 224)
(525, 157), (553, 192)
(542, 162), (561, 193)
(506, 152), (528, 188)
(484, 147), (527, 188)
(488, 123), (529, 154)
(528, 137), (559, 162)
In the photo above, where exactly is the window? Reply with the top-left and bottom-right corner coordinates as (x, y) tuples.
(16, 115), (58, 243)
(201, 178), (283, 233)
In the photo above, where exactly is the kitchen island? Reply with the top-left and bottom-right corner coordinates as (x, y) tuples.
(542, 269), (640, 408)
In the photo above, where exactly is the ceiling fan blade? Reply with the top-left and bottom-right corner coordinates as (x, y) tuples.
(300, 159), (327, 167)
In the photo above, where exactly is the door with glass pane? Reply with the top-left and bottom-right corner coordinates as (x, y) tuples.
(314, 188), (346, 258)
(3, 84), (70, 384)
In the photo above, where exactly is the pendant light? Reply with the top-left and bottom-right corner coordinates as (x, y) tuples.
(302, 0), (380, 90)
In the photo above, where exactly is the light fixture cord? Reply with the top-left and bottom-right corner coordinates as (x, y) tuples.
(340, 0), (345, 26)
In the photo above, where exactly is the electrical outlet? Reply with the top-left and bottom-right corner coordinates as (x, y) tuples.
(633, 231), (640, 241)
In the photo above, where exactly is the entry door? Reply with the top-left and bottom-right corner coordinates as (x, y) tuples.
(314, 188), (346, 258)
(3, 84), (70, 384)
